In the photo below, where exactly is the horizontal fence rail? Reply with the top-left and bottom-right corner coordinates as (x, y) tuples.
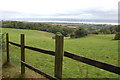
(9, 41), (55, 56)
(9, 41), (120, 75)
(64, 51), (120, 75)
(21, 61), (56, 80)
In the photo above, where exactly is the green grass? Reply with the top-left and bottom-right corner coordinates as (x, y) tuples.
(2, 28), (119, 78)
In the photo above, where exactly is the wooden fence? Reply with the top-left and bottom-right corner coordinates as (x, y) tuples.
(6, 33), (120, 80)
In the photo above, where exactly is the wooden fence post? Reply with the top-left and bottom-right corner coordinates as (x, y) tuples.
(21, 34), (25, 74)
(6, 33), (10, 63)
(55, 33), (64, 80)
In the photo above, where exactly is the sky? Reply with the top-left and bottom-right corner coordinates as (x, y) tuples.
(0, 0), (119, 20)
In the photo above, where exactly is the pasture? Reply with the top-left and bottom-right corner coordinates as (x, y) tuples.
(2, 28), (119, 78)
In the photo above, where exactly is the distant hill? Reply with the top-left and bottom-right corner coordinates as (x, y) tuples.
(1, 18), (117, 24)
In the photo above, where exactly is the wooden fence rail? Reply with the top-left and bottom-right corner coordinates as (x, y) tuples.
(21, 61), (56, 80)
(9, 41), (55, 56)
(6, 33), (120, 79)
(8, 41), (120, 75)
(64, 51), (120, 75)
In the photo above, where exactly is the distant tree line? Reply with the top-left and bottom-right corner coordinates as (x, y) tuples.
(85, 25), (120, 40)
(2, 21), (74, 37)
(2, 21), (119, 39)
(54, 23), (118, 34)
(86, 25), (118, 34)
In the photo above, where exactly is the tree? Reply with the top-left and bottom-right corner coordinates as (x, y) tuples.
(115, 25), (120, 32)
(99, 28), (111, 34)
(74, 27), (88, 38)
(70, 32), (75, 38)
(109, 27), (116, 34)
(62, 27), (74, 37)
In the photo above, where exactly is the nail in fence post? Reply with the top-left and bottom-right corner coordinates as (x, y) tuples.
(21, 34), (25, 74)
(55, 33), (64, 80)
(6, 33), (10, 63)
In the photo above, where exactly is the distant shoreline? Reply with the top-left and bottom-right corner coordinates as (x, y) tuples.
(2, 20), (118, 25)
(25, 20), (118, 25)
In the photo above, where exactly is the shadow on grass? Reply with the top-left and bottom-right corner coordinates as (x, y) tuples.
(2, 62), (45, 79)
(2, 62), (21, 79)
(2, 62), (14, 68)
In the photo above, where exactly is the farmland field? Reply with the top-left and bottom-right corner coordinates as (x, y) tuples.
(2, 28), (119, 78)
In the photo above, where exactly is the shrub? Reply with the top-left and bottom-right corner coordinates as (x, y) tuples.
(0, 33), (6, 51)
(114, 32), (120, 40)
(52, 36), (55, 39)
(70, 32), (75, 38)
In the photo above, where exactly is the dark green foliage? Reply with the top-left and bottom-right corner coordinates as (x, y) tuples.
(109, 27), (116, 34)
(114, 25), (120, 40)
(3, 21), (117, 39)
(74, 27), (88, 38)
(2, 21), (75, 37)
(115, 25), (120, 32)
(70, 32), (75, 38)
(114, 32), (120, 40)
(87, 25), (117, 34)
(99, 28), (111, 34)
(1, 33), (6, 51)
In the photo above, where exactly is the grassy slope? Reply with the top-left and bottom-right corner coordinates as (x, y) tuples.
(2, 28), (118, 78)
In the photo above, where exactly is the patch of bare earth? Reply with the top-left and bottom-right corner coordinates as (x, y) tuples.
(2, 63), (47, 79)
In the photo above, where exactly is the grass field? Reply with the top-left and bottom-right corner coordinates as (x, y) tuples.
(2, 28), (119, 78)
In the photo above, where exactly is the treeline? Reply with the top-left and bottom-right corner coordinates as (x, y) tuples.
(2, 21), (119, 38)
(2, 21), (74, 37)
(52, 23), (118, 34)
(87, 25), (118, 34)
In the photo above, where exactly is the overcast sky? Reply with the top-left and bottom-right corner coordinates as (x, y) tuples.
(0, 0), (119, 20)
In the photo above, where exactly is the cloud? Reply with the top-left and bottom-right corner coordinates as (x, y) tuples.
(0, 11), (27, 19)
(0, 10), (45, 20)
(52, 7), (118, 20)
(0, 6), (118, 21)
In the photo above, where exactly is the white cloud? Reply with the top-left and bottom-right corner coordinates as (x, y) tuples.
(0, 0), (119, 20)
(0, 0), (119, 14)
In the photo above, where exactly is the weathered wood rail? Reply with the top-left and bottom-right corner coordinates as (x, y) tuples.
(6, 33), (120, 79)
(21, 61), (56, 80)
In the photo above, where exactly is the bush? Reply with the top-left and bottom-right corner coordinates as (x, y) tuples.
(52, 36), (55, 39)
(91, 31), (99, 35)
(70, 32), (75, 38)
(114, 32), (120, 40)
(0, 33), (6, 51)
